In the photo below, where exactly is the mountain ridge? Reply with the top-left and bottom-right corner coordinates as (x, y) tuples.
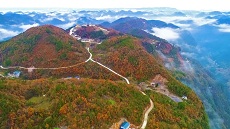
(0, 24), (209, 129)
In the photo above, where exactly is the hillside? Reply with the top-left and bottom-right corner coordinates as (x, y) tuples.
(0, 25), (88, 68)
(0, 77), (209, 129)
(0, 78), (150, 128)
(92, 35), (179, 83)
(93, 35), (166, 81)
(89, 33), (209, 128)
(1, 8), (230, 129)
(100, 17), (185, 68)
(0, 25), (209, 128)
(176, 59), (230, 129)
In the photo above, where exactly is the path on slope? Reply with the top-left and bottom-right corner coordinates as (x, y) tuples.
(84, 40), (154, 129)
(84, 46), (153, 128)
(0, 47), (129, 85)
(86, 47), (130, 84)
(70, 26), (130, 84)
(0, 62), (86, 70)
(140, 91), (154, 129)
(0, 49), (92, 70)
(0, 46), (130, 85)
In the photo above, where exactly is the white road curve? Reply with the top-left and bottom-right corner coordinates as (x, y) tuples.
(140, 98), (154, 129)
(0, 27), (128, 83)
(69, 26), (130, 84)
(97, 42), (102, 44)
(93, 59), (130, 84)
(0, 74), (5, 77)
(0, 47), (129, 85)
(0, 62), (85, 70)
(85, 47), (92, 62)
(85, 47), (130, 84)
(140, 91), (146, 95)
(69, 27), (74, 36)
(0, 48), (92, 71)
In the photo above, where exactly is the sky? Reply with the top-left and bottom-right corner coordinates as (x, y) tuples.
(0, 0), (230, 11)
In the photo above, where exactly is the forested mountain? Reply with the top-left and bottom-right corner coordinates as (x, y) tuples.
(1, 8), (230, 129)
(0, 25), (209, 128)
(0, 25), (88, 68)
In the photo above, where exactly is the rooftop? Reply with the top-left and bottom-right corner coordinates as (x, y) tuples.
(120, 121), (130, 129)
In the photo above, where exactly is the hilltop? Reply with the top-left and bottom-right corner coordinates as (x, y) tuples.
(0, 25), (88, 68)
(69, 24), (121, 43)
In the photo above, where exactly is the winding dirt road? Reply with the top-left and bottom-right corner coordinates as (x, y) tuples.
(140, 91), (154, 129)
(0, 48), (91, 71)
(86, 47), (130, 84)
(0, 62), (86, 70)
(140, 98), (154, 129)
(0, 47), (130, 84)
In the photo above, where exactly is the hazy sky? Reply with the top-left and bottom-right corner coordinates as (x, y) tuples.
(0, 0), (230, 11)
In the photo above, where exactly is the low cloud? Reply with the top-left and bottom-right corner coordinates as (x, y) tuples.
(192, 17), (216, 26)
(0, 28), (19, 41)
(68, 16), (78, 22)
(149, 16), (189, 23)
(181, 52), (196, 58)
(179, 59), (194, 73)
(227, 81), (230, 87)
(19, 23), (39, 31)
(96, 15), (127, 22)
(174, 23), (193, 31)
(41, 17), (54, 22)
(57, 22), (76, 29)
(151, 27), (180, 41)
(151, 16), (216, 30)
(96, 15), (113, 21)
(46, 12), (58, 17)
(57, 17), (65, 22)
(214, 24), (230, 32)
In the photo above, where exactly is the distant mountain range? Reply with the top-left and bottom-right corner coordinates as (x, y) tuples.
(100, 17), (197, 46)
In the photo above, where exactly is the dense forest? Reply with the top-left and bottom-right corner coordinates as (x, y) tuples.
(0, 78), (150, 128)
(0, 25), (209, 128)
(0, 25), (88, 68)
(0, 78), (209, 129)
